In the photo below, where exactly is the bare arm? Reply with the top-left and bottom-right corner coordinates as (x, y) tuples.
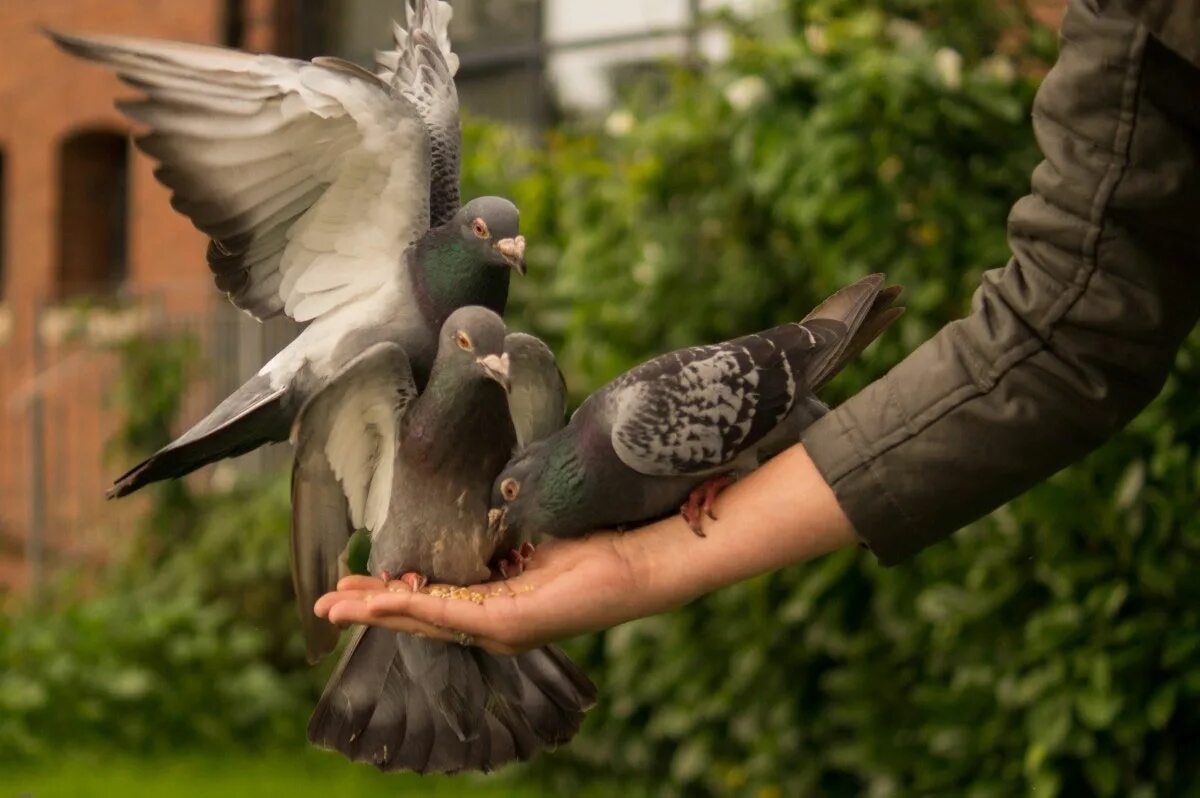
(315, 444), (855, 654)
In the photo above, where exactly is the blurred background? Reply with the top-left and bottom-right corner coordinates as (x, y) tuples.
(2, 0), (1198, 796)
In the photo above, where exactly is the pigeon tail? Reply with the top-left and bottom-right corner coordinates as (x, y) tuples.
(108, 374), (292, 498)
(802, 274), (905, 392)
(308, 628), (596, 774)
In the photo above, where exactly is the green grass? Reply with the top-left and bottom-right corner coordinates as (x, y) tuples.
(0, 748), (553, 798)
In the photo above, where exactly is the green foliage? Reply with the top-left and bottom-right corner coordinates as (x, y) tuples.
(104, 333), (198, 465)
(461, 4), (1043, 409)
(540, 332), (1199, 797)
(0, 472), (319, 758)
(1, 326), (320, 759)
(3, 750), (619, 798)
(104, 331), (202, 545)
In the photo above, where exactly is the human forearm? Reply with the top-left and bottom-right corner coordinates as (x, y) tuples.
(620, 444), (856, 608)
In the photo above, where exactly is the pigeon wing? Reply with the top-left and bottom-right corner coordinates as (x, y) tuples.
(608, 322), (843, 477)
(375, 0), (461, 227)
(505, 333), (569, 450)
(290, 342), (417, 662)
(50, 30), (433, 324)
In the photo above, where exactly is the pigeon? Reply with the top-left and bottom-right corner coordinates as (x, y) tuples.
(291, 306), (594, 773)
(504, 332), (569, 450)
(491, 274), (904, 539)
(48, 1), (529, 499)
(297, 329), (568, 653)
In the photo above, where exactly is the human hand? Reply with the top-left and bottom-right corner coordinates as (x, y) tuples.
(314, 529), (675, 655)
(315, 445), (857, 655)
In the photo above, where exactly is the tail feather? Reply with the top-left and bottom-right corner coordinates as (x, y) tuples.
(826, 285), (904, 385)
(107, 374), (293, 498)
(803, 274), (904, 391)
(309, 627), (595, 773)
(514, 646), (600, 741)
(396, 632), (486, 741)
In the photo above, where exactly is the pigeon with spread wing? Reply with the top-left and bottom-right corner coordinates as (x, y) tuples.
(49, 0), (527, 499)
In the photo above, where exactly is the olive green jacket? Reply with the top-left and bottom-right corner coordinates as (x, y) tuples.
(802, 0), (1200, 564)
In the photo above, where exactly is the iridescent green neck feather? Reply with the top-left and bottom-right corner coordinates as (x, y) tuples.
(415, 231), (511, 325)
(536, 435), (589, 523)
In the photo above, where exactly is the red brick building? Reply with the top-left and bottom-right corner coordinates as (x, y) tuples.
(0, 1), (298, 590)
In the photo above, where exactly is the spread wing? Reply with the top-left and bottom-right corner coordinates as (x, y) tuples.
(50, 30), (432, 323)
(608, 322), (845, 477)
(376, 0), (461, 227)
(290, 343), (417, 663)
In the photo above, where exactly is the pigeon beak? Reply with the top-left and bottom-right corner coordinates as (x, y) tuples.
(477, 352), (511, 391)
(487, 507), (505, 537)
(495, 236), (526, 275)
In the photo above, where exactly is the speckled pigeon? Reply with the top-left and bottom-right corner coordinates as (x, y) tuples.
(491, 274), (903, 539)
(291, 306), (594, 773)
(49, 1), (528, 499)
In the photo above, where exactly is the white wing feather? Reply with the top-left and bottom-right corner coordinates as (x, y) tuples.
(51, 31), (432, 323)
(293, 343), (416, 533)
(323, 377), (399, 531)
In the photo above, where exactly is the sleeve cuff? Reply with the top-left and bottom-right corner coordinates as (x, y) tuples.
(802, 385), (927, 566)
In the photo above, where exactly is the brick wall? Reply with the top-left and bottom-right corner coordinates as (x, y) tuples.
(0, 0), (292, 590)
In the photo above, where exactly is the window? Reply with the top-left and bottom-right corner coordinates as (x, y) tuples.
(57, 130), (128, 299)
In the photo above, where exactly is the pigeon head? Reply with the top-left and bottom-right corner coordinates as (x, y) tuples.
(491, 431), (590, 539)
(436, 305), (510, 389)
(452, 196), (526, 275)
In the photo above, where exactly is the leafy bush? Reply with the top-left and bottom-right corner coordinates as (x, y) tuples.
(0, 471), (319, 758)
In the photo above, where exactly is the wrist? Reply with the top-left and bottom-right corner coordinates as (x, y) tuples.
(609, 517), (705, 612)
(619, 444), (858, 602)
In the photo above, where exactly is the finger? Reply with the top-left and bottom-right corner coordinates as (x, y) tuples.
(363, 588), (518, 642)
(325, 599), (457, 641)
(326, 598), (519, 654)
(314, 588), (385, 617)
(336, 575), (385, 591)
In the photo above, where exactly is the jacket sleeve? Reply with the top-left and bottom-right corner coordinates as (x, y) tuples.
(800, 0), (1200, 565)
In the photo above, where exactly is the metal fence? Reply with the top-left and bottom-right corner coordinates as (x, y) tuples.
(0, 298), (299, 592)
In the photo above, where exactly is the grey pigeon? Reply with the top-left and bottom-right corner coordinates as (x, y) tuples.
(303, 329), (568, 611)
(291, 306), (594, 773)
(504, 332), (569, 450)
(48, 1), (528, 499)
(491, 274), (903, 539)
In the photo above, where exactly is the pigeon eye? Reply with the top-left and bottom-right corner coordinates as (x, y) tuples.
(455, 331), (474, 351)
(471, 218), (489, 239)
(500, 478), (520, 502)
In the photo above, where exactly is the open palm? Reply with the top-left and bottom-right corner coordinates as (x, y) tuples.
(315, 527), (678, 655)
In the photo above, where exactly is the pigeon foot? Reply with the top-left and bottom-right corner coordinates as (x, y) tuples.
(679, 475), (738, 536)
(381, 570), (428, 592)
(494, 541), (536, 579)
